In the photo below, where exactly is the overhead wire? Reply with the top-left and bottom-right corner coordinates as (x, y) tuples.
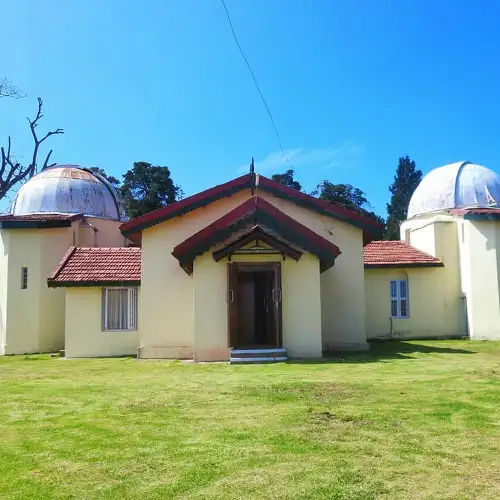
(220, 0), (294, 170)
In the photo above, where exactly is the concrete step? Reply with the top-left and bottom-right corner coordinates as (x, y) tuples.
(230, 356), (287, 364)
(230, 348), (287, 364)
(231, 347), (286, 357)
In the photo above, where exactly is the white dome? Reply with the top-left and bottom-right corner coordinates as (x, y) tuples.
(11, 165), (125, 221)
(407, 161), (500, 219)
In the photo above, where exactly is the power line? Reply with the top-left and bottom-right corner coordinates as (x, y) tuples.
(220, 0), (294, 170)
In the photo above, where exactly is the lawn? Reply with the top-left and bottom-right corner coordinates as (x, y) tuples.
(1, 341), (500, 499)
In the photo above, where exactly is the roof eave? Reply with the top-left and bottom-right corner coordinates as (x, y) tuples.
(47, 279), (141, 288)
(364, 262), (444, 269)
(120, 174), (253, 238)
(0, 214), (83, 229)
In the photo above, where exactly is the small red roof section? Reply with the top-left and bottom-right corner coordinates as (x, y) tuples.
(47, 247), (141, 287)
(450, 208), (500, 219)
(0, 213), (83, 228)
(364, 240), (443, 268)
(172, 196), (341, 274)
(120, 173), (382, 244)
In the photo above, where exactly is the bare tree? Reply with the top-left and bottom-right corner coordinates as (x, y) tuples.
(0, 78), (25, 99)
(0, 98), (63, 200)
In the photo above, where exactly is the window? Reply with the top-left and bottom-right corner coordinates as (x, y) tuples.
(102, 288), (138, 331)
(21, 267), (28, 290)
(390, 280), (409, 319)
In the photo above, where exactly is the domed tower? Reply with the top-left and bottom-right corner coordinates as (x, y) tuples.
(401, 161), (500, 341)
(407, 161), (500, 219)
(0, 165), (127, 356)
(10, 165), (125, 221)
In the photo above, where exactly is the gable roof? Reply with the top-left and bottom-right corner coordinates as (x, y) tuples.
(120, 173), (382, 243)
(363, 240), (443, 268)
(0, 213), (83, 229)
(172, 196), (341, 274)
(47, 246), (141, 287)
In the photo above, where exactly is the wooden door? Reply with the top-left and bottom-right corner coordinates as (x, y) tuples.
(272, 263), (283, 346)
(227, 263), (238, 348)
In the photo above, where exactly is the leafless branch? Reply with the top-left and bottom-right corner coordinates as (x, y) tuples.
(0, 97), (63, 200)
(0, 78), (25, 99)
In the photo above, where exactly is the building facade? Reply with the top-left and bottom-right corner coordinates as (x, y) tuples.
(1, 161), (500, 360)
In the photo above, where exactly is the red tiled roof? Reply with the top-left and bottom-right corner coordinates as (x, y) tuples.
(47, 247), (141, 287)
(363, 240), (443, 268)
(450, 208), (500, 217)
(120, 173), (382, 244)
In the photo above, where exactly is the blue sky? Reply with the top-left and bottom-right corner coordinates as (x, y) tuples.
(2, 0), (500, 215)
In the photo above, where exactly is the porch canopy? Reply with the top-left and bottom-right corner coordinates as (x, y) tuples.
(172, 196), (341, 274)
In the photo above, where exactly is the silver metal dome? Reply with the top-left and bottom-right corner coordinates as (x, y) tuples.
(10, 165), (125, 221)
(407, 161), (500, 219)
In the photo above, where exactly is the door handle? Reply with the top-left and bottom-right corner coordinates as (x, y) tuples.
(227, 289), (234, 303)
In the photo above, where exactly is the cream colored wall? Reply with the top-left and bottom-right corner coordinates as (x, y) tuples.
(192, 251), (322, 361)
(38, 227), (75, 352)
(139, 191), (250, 359)
(365, 266), (464, 339)
(258, 192), (367, 351)
(459, 220), (500, 340)
(77, 217), (126, 247)
(65, 287), (139, 357)
(140, 188), (367, 357)
(3, 227), (73, 354)
(192, 252), (229, 361)
(0, 232), (9, 355)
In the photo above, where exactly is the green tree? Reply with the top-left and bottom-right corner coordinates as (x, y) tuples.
(271, 169), (302, 191)
(120, 161), (182, 219)
(386, 156), (422, 240)
(89, 167), (120, 188)
(313, 181), (386, 234)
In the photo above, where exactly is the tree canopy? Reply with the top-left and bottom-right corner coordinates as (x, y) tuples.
(89, 167), (120, 188)
(386, 156), (422, 240)
(313, 181), (386, 231)
(271, 169), (302, 191)
(313, 181), (369, 210)
(119, 162), (182, 219)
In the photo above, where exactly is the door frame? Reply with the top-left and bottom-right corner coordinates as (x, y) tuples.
(227, 262), (283, 348)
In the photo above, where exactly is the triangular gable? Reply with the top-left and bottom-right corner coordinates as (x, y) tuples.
(120, 173), (382, 244)
(172, 196), (341, 274)
(212, 225), (303, 262)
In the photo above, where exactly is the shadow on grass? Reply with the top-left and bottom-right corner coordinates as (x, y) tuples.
(286, 341), (475, 364)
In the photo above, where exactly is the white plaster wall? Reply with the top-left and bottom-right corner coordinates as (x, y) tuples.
(0, 232), (9, 355)
(460, 220), (500, 340)
(192, 251), (322, 361)
(4, 227), (73, 354)
(258, 191), (367, 351)
(139, 191), (249, 359)
(365, 267), (464, 339)
(65, 287), (139, 357)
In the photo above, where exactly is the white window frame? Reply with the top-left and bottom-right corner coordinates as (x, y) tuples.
(390, 280), (409, 319)
(102, 287), (138, 332)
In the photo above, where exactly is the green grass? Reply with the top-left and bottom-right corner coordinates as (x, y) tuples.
(1, 341), (500, 499)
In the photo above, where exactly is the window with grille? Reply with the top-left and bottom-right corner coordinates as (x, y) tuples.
(390, 280), (409, 319)
(21, 267), (28, 290)
(102, 288), (138, 331)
